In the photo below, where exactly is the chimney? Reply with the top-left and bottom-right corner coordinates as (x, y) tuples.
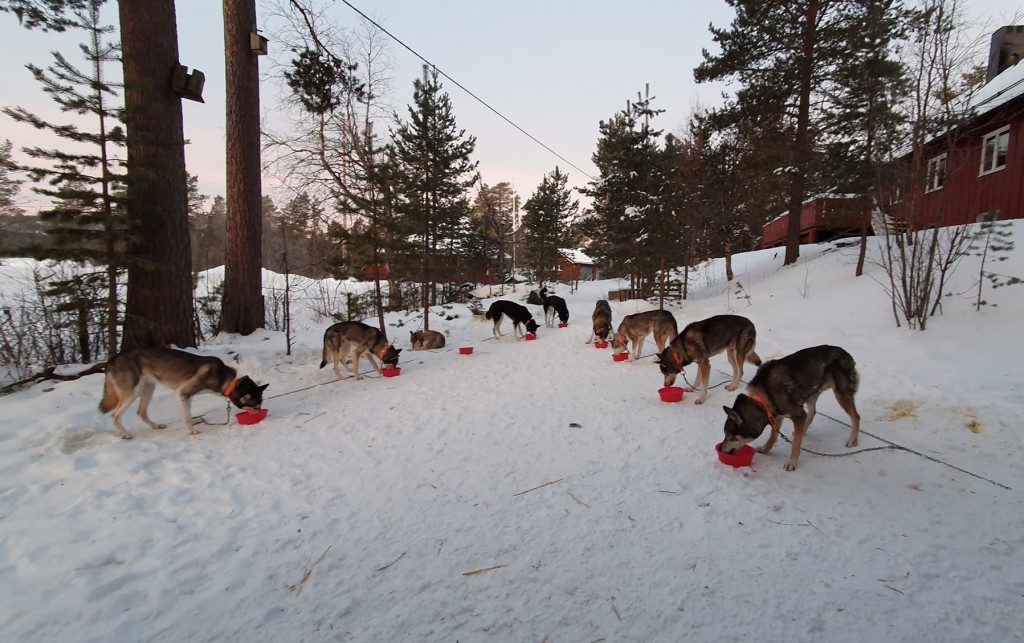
(986, 26), (1024, 83)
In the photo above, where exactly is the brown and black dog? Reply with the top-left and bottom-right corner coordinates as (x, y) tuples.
(586, 299), (613, 344)
(655, 314), (760, 405)
(611, 309), (677, 360)
(721, 345), (861, 471)
(99, 348), (268, 439)
(320, 321), (401, 380)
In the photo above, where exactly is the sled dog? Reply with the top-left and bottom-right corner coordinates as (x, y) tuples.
(721, 345), (861, 471)
(655, 314), (761, 404)
(586, 299), (613, 344)
(320, 321), (402, 381)
(410, 329), (446, 350)
(611, 309), (678, 360)
(99, 347), (268, 439)
(485, 300), (540, 339)
(539, 287), (570, 327)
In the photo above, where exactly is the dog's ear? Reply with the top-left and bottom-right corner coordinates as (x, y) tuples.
(723, 406), (743, 425)
(653, 355), (663, 364)
(259, 383), (269, 392)
(395, 347), (402, 355)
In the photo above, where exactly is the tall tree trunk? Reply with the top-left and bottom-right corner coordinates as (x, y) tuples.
(784, 0), (819, 266)
(118, 0), (196, 350)
(220, 0), (264, 334)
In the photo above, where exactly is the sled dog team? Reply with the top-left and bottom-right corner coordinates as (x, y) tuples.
(99, 290), (861, 472)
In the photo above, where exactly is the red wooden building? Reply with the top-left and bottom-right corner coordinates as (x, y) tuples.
(554, 248), (599, 281)
(762, 28), (1024, 248)
(760, 195), (868, 249)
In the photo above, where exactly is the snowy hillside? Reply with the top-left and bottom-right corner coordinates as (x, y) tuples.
(1, 223), (1022, 642)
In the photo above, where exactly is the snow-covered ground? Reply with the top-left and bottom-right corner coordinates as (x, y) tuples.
(2, 225), (1023, 642)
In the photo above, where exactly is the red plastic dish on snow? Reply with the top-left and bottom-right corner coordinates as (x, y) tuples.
(524, 333), (537, 341)
(658, 386), (684, 403)
(459, 346), (473, 355)
(612, 352), (629, 362)
(593, 340), (609, 349)
(381, 366), (401, 377)
(558, 322), (568, 328)
(716, 442), (755, 467)
(236, 408), (268, 425)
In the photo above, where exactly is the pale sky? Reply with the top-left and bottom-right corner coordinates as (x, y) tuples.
(2, 0), (1021, 212)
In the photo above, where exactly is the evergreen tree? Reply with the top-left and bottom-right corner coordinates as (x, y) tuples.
(581, 90), (664, 295)
(522, 167), (578, 284)
(2, 0), (198, 350)
(469, 181), (518, 283)
(391, 66), (478, 331)
(2, 0), (126, 359)
(0, 139), (23, 216)
(695, 0), (867, 266)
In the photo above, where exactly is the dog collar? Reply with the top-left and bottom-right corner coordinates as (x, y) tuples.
(750, 393), (778, 429)
(378, 346), (390, 360)
(669, 349), (684, 372)
(223, 377), (239, 398)
(615, 333), (629, 353)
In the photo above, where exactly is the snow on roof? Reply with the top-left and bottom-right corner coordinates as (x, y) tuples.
(972, 59), (1024, 117)
(559, 248), (594, 265)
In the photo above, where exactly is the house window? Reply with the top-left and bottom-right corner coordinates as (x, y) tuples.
(979, 125), (1010, 175)
(926, 153), (946, 193)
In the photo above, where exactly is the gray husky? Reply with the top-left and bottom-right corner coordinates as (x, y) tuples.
(611, 309), (678, 360)
(721, 345), (861, 471)
(655, 314), (761, 404)
(99, 348), (268, 439)
(410, 329), (446, 350)
(586, 299), (613, 344)
(320, 321), (402, 381)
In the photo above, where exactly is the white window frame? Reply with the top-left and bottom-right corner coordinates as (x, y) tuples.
(926, 153), (947, 193)
(979, 125), (1010, 176)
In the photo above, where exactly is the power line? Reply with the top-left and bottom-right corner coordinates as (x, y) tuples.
(336, 0), (597, 182)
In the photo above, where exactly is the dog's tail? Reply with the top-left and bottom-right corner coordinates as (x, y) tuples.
(830, 350), (860, 395)
(485, 307), (494, 321)
(98, 373), (118, 414)
(319, 340), (330, 369)
(746, 351), (762, 366)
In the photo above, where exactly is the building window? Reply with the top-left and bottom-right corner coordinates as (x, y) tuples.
(979, 125), (1010, 175)
(926, 153), (946, 193)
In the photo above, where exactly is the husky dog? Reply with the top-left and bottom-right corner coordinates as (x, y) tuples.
(410, 329), (446, 350)
(586, 299), (613, 344)
(485, 300), (540, 340)
(655, 314), (761, 405)
(611, 309), (678, 360)
(721, 345), (861, 471)
(99, 348), (268, 439)
(320, 321), (402, 381)
(539, 287), (570, 327)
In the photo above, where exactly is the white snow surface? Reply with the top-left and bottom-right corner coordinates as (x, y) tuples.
(2, 225), (1024, 642)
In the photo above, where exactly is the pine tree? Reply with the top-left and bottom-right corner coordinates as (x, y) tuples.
(2, 0), (126, 359)
(696, 0), (867, 266)
(581, 91), (665, 296)
(522, 167), (578, 284)
(391, 66), (478, 332)
(0, 139), (23, 216)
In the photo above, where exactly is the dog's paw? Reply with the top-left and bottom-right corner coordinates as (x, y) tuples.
(725, 383), (738, 391)
(693, 398), (705, 405)
(784, 461), (798, 471)
(685, 386), (697, 393)
(756, 445), (772, 454)
(119, 433), (133, 440)
(154, 423), (167, 430)
(846, 438), (858, 448)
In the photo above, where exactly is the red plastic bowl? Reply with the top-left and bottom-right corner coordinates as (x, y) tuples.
(558, 323), (568, 328)
(658, 386), (684, 403)
(716, 442), (755, 467)
(381, 366), (401, 377)
(459, 346), (473, 355)
(524, 333), (537, 341)
(236, 408), (268, 425)
(593, 340), (608, 349)
(612, 352), (629, 362)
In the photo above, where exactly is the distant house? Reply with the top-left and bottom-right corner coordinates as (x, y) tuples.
(761, 27), (1024, 248)
(555, 248), (599, 281)
(882, 27), (1024, 232)
(760, 195), (869, 249)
